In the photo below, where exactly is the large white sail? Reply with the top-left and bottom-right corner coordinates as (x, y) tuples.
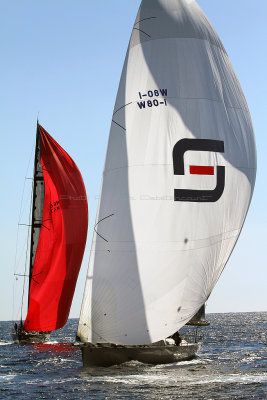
(78, 0), (256, 345)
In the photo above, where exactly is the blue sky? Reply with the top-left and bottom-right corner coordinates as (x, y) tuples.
(0, 0), (266, 322)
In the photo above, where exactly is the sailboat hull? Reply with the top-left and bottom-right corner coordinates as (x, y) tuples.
(12, 328), (50, 344)
(81, 342), (200, 367)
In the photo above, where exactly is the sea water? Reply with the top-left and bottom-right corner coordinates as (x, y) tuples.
(0, 313), (266, 399)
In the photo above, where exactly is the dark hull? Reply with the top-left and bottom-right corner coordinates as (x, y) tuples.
(12, 328), (50, 344)
(81, 342), (201, 367)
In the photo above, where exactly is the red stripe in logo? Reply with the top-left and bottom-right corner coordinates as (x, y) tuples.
(190, 165), (214, 175)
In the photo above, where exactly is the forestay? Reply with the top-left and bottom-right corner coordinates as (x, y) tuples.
(78, 0), (256, 345)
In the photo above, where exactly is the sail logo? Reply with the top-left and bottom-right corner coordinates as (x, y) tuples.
(173, 139), (225, 202)
(137, 89), (168, 109)
(50, 200), (60, 213)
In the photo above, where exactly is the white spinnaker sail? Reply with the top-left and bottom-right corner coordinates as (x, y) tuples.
(78, 0), (256, 344)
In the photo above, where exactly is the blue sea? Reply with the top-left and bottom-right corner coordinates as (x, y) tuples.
(0, 313), (266, 399)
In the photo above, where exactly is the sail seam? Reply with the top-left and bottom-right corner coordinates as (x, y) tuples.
(92, 230), (239, 244)
(130, 36), (226, 53)
(91, 236), (239, 253)
(103, 165), (256, 174)
(93, 229), (239, 244)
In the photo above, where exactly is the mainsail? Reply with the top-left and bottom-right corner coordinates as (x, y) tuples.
(78, 0), (256, 345)
(24, 124), (88, 332)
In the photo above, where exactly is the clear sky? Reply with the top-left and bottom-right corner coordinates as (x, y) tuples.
(0, 0), (266, 322)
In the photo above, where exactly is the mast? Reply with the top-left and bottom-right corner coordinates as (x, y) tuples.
(28, 123), (45, 308)
(186, 305), (210, 327)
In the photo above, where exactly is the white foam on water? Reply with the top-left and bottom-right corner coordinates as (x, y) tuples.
(24, 377), (80, 386)
(0, 374), (18, 382)
(0, 341), (13, 346)
(95, 374), (161, 386)
(153, 358), (210, 368)
(90, 372), (267, 387)
(122, 360), (145, 367)
(242, 355), (261, 362)
(34, 357), (78, 367)
(187, 373), (267, 386)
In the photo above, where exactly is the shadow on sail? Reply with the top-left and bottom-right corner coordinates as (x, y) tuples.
(78, 72), (150, 344)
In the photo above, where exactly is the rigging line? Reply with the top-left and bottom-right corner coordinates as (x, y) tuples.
(13, 143), (35, 278)
(113, 102), (133, 116)
(36, 218), (52, 222)
(15, 273), (42, 284)
(32, 271), (43, 277)
(134, 16), (157, 25)
(18, 143), (35, 223)
(94, 213), (114, 243)
(31, 277), (40, 285)
(13, 133), (35, 321)
(14, 271), (43, 278)
(112, 119), (126, 131)
(20, 189), (33, 323)
(133, 27), (151, 38)
(41, 223), (50, 231)
(13, 190), (32, 318)
(18, 190), (33, 228)
(12, 228), (20, 322)
(94, 231), (108, 243)
(14, 238), (28, 274)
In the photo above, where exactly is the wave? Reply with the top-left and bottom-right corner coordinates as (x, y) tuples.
(0, 374), (18, 382)
(153, 358), (211, 368)
(90, 372), (267, 386)
(189, 373), (267, 386)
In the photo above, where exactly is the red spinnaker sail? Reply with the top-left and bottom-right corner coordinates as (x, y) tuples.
(24, 125), (88, 332)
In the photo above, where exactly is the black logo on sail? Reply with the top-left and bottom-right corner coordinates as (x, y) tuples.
(173, 139), (225, 202)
